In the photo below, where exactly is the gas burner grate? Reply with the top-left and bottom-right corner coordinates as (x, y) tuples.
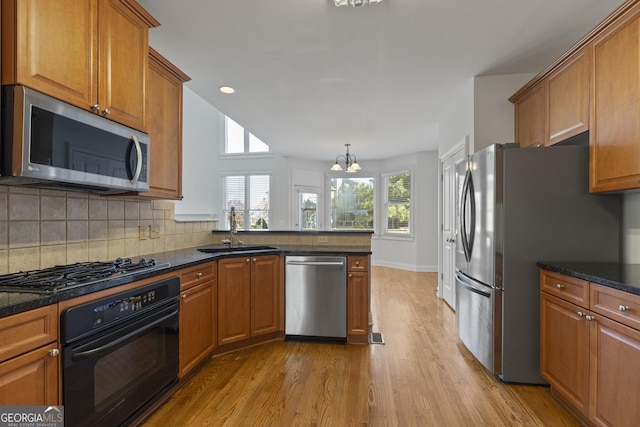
(0, 258), (163, 294)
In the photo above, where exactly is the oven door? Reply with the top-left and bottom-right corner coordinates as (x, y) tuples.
(62, 300), (179, 427)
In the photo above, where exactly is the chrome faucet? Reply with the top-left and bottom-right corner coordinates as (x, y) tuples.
(222, 206), (237, 247)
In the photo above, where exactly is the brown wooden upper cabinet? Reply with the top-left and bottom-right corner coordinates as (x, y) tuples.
(590, 1), (640, 192)
(511, 0), (640, 193)
(1, 0), (159, 132)
(510, 48), (590, 148)
(142, 48), (190, 199)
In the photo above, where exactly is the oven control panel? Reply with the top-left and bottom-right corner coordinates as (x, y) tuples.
(61, 276), (180, 343)
(93, 287), (166, 327)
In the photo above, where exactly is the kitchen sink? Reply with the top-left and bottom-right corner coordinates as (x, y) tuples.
(197, 245), (278, 254)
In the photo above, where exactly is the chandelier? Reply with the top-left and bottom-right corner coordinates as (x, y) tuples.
(330, 144), (361, 173)
(334, 0), (382, 7)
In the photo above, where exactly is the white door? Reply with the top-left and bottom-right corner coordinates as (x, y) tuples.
(294, 186), (322, 230)
(441, 145), (467, 310)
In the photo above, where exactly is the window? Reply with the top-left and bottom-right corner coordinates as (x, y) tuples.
(384, 171), (412, 235)
(224, 116), (269, 154)
(329, 177), (374, 231)
(223, 175), (270, 230)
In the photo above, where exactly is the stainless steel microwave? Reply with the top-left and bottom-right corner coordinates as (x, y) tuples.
(1, 85), (149, 193)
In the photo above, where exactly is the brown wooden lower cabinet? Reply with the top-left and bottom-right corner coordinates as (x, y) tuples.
(540, 269), (640, 427)
(218, 255), (280, 346)
(347, 256), (369, 343)
(0, 304), (59, 406)
(179, 262), (217, 378)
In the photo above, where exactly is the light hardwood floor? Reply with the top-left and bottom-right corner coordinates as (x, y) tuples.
(142, 266), (580, 426)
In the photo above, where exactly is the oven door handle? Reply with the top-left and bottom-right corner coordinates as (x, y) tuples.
(71, 308), (178, 362)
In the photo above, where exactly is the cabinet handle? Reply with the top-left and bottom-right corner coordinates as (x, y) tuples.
(586, 315), (595, 321)
(556, 283), (564, 290)
(48, 348), (60, 357)
(91, 104), (99, 112)
(619, 305), (630, 312)
(577, 311), (585, 317)
(102, 108), (110, 116)
(246, 258), (250, 263)
(356, 261), (360, 266)
(349, 273), (353, 278)
(181, 294), (187, 299)
(196, 272), (203, 279)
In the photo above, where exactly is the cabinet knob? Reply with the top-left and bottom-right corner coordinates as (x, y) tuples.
(577, 311), (585, 317)
(619, 305), (630, 312)
(586, 315), (595, 321)
(246, 258), (250, 263)
(349, 273), (353, 278)
(356, 261), (360, 266)
(102, 108), (111, 116)
(181, 294), (187, 299)
(556, 283), (564, 290)
(91, 104), (99, 112)
(196, 272), (203, 279)
(48, 348), (60, 357)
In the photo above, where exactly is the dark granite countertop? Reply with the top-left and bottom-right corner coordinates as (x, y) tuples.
(537, 262), (640, 296)
(0, 244), (372, 319)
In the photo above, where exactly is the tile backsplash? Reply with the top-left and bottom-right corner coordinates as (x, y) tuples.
(0, 186), (372, 275)
(0, 186), (216, 274)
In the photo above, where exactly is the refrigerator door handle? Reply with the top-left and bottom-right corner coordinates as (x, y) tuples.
(456, 271), (492, 297)
(460, 168), (476, 263)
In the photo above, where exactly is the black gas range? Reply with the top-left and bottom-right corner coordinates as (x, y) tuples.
(0, 257), (169, 294)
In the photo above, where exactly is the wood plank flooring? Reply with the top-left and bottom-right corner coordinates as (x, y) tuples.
(142, 267), (581, 426)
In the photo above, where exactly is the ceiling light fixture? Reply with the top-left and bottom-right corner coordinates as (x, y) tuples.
(219, 86), (235, 94)
(334, 0), (382, 7)
(330, 144), (361, 173)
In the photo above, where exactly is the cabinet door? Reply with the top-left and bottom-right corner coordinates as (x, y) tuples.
(218, 258), (251, 345)
(590, 4), (640, 192)
(547, 49), (590, 145)
(97, 0), (148, 131)
(0, 345), (59, 405)
(514, 83), (545, 147)
(179, 280), (216, 378)
(540, 292), (590, 417)
(250, 255), (280, 336)
(1, 0), (97, 108)
(144, 49), (189, 199)
(347, 271), (369, 341)
(590, 314), (640, 427)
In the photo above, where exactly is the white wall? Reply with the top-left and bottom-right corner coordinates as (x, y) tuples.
(474, 73), (537, 150)
(175, 87), (223, 221)
(622, 193), (640, 263)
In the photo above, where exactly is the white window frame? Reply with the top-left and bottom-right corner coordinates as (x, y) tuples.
(221, 172), (272, 230)
(220, 115), (273, 158)
(325, 172), (378, 233)
(382, 168), (414, 240)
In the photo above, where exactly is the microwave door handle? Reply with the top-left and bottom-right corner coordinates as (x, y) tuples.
(130, 135), (143, 184)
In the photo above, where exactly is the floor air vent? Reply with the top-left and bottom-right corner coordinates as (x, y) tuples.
(370, 331), (385, 344)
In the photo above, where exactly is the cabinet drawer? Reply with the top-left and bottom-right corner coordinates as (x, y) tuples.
(540, 269), (589, 308)
(0, 305), (58, 363)
(180, 262), (216, 290)
(591, 284), (640, 330)
(348, 256), (369, 272)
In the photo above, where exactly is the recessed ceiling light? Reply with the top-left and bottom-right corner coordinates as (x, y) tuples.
(219, 86), (235, 94)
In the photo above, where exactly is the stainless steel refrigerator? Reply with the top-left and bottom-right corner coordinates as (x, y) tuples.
(455, 142), (620, 384)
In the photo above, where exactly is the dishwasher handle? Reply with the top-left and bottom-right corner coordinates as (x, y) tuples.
(286, 260), (345, 266)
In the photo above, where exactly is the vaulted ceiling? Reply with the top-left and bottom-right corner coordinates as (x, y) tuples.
(138, 0), (622, 162)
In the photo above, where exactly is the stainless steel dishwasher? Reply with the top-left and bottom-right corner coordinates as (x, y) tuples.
(285, 255), (347, 342)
